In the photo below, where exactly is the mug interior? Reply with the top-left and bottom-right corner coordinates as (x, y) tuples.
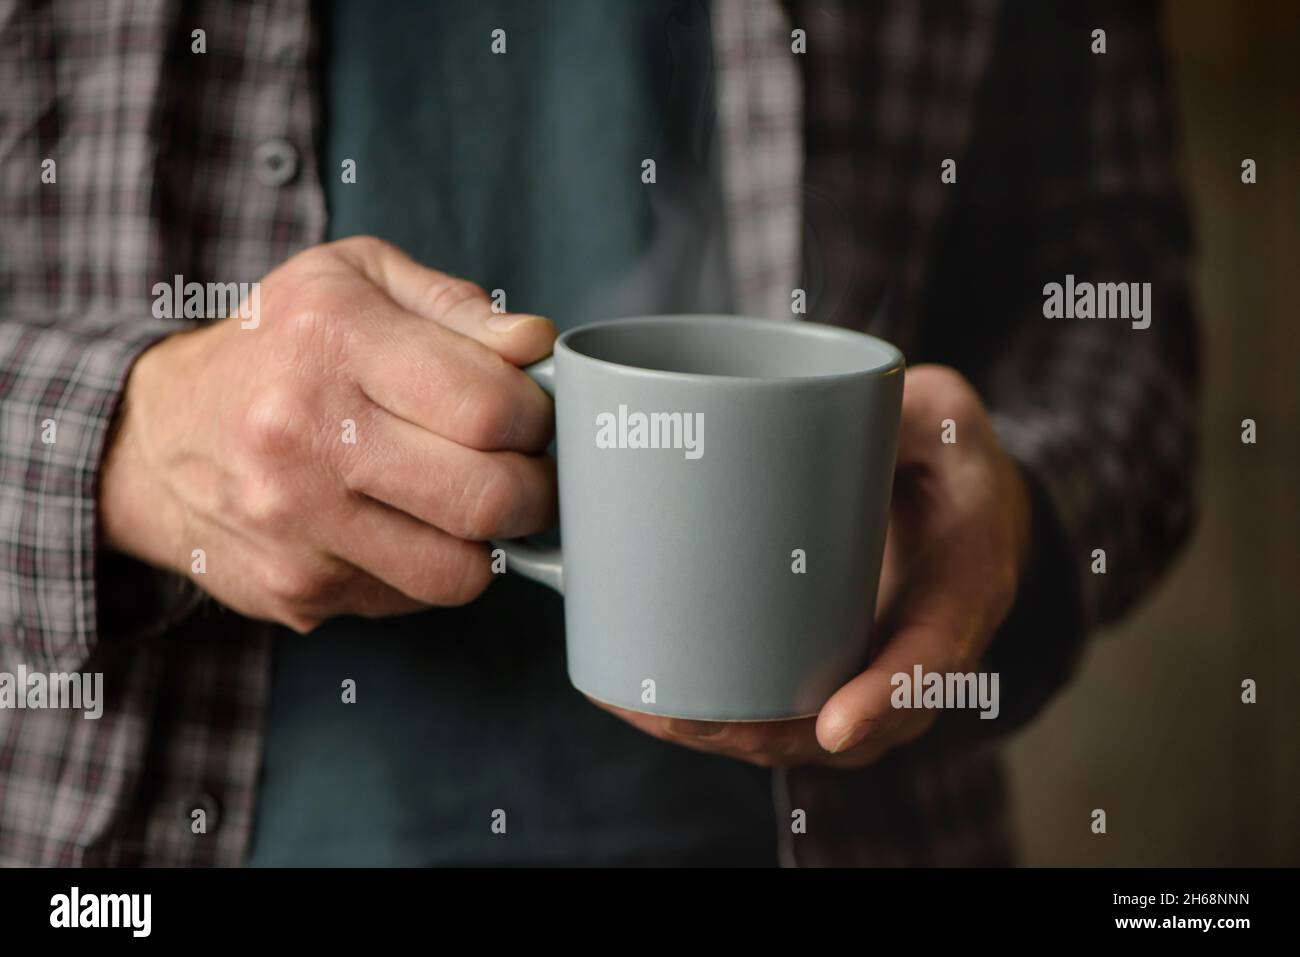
(561, 315), (901, 380)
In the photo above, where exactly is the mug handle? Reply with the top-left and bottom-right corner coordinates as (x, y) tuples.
(490, 356), (564, 594)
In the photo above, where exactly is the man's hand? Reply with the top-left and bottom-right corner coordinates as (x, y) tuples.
(99, 236), (558, 632)
(591, 364), (1034, 767)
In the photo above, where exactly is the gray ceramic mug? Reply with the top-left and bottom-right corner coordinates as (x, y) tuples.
(495, 315), (904, 721)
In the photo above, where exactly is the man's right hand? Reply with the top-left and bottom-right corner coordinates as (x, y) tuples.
(99, 236), (559, 632)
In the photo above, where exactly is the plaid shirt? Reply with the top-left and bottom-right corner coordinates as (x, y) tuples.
(0, 0), (1197, 866)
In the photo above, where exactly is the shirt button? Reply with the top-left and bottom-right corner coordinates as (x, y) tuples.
(254, 138), (299, 187)
(178, 792), (222, 835)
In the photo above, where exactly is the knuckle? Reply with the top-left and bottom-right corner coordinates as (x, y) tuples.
(264, 557), (332, 609)
(425, 277), (487, 317)
(242, 477), (297, 529)
(241, 389), (308, 461)
(916, 364), (983, 418)
(456, 383), (516, 450)
(430, 544), (492, 606)
(446, 571), (491, 607)
(282, 613), (325, 636)
(282, 304), (347, 357)
(395, 538), (491, 607)
(460, 468), (518, 540)
(914, 363), (972, 393)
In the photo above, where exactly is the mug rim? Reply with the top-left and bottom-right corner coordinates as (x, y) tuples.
(554, 314), (905, 385)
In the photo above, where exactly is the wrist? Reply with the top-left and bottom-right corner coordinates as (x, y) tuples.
(98, 332), (196, 572)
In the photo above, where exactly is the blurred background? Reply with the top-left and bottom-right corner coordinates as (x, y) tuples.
(1006, 0), (1300, 866)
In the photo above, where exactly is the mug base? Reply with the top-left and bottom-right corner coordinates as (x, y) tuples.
(571, 681), (821, 723)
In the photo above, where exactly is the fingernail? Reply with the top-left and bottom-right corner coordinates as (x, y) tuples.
(666, 719), (727, 739)
(829, 719), (874, 754)
(486, 312), (546, 333)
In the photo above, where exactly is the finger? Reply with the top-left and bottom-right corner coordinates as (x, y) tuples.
(663, 716), (815, 758)
(333, 235), (558, 366)
(340, 406), (557, 540)
(875, 517), (904, 625)
(320, 496), (497, 607)
(589, 700), (676, 738)
(892, 375), (940, 469)
(589, 699), (822, 767)
(815, 615), (957, 755)
(587, 701), (746, 760)
(587, 701), (742, 757)
(345, 287), (554, 452)
(323, 563), (433, 620)
(894, 365), (989, 470)
(675, 718), (829, 767)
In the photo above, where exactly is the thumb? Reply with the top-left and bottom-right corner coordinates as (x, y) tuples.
(334, 235), (557, 367)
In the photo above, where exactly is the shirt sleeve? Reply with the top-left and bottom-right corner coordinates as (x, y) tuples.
(917, 0), (1202, 745)
(0, 312), (204, 673)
